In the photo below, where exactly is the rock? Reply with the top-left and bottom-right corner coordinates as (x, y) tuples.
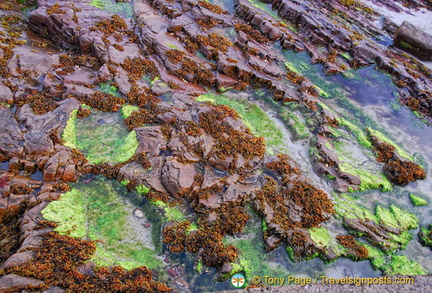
(0, 251), (35, 270)
(133, 208), (145, 219)
(24, 131), (54, 156)
(0, 274), (44, 293)
(135, 126), (168, 158)
(43, 150), (77, 182)
(0, 107), (23, 161)
(0, 85), (13, 104)
(41, 286), (66, 293)
(394, 21), (432, 60)
(161, 157), (197, 196)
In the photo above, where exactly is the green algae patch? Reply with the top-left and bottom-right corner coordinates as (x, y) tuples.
(419, 226), (432, 247)
(309, 227), (332, 247)
(121, 105), (139, 119)
(41, 178), (162, 271)
(325, 137), (392, 192)
(409, 193), (428, 206)
(90, 0), (133, 18)
(150, 200), (186, 222)
(365, 245), (425, 275)
(197, 93), (284, 152)
(279, 107), (310, 139)
(99, 82), (120, 96)
(376, 205), (419, 231)
(364, 244), (387, 269)
(42, 188), (86, 238)
(335, 194), (419, 252)
(338, 118), (372, 149)
(334, 194), (378, 222)
(231, 238), (286, 279)
(136, 184), (150, 195)
(74, 111), (138, 164)
(62, 109), (78, 149)
(382, 255), (426, 275)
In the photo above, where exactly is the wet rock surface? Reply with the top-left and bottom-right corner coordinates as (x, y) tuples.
(0, 0), (432, 291)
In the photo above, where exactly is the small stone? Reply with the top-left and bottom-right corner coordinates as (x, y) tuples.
(133, 208), (145, 219)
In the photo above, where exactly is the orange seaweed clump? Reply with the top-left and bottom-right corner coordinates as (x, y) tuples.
(163, 221), (190, 253)
(196, 33), (233, 55)
(197, 1), (229, 14)
(164, 49), (186, 63)
(287, 181), (334, 228)
(46, 3), (66, 15)
(127, 87), (161, 109)
(162, 221), (239, 267)
(367, 132), (426, 185)
(256, 155), (334, 233)
(54, 54), (100, 70)
(91, 15), (128, 35)
(77, 107), (91, 118)
(123, 109), (157, 131)
(15, 90), (58, 115)
(122, 58), (159, 82)
(198, 202), (250, 235)
(234, 23), (269, 43)
(185, 229), (238, 267)
(2, 231), (171, 292)
(384, 160), (426, 186)
(198, 105), (265, 170)
(82, 92), (125, 112)
(336, 235), (368, 260)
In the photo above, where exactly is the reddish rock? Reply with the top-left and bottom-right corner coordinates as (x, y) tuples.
(0, 274), (44, 293)
(161, 157), (197, 196)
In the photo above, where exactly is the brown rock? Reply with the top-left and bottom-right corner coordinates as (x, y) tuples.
(161, 157), (197, 196)
(0, 274), (43, 293)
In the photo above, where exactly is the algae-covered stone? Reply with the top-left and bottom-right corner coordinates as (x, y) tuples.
(121, 105), (139, 119)
(335, 194), (418, 252)
(409, 193), (428, 206)
(62, 109), (78, 149)
(41, 178), (162, 270)
(419, 225), (432, 248)
(42, 188), (86, 238)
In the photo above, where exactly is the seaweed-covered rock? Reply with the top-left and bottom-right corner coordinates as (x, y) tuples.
(394, 21), (432, 61)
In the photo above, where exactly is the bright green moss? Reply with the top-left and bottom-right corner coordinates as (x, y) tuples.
(113, 130), (138, 162)
(149, 200), (185, 222)
(325, 139), (392, 192)
(338, 118), (373, 149)
(309, 227), (332, 247)
(136, 184), (150, 195)
(382, 255), (426, 275)
(41, 188), (86, 238)
(278, 108), (310, 139)
(121, 105), (139, 119)
(420, 226), (432, 247)
(62, 109), (78, 149)
(233, 239), (286, 279)
(99, 82), (119, 96)
(120, 179), (130, 187)
(409, 194), (428, 206)
(399, 41), (414, 50)
(41, 179), (162, 270)
(376, 205), (419, 230)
